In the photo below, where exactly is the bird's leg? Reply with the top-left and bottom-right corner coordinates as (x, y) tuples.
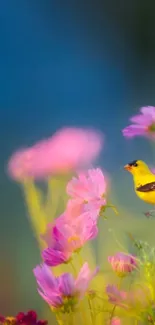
(144, 205), (155, 218)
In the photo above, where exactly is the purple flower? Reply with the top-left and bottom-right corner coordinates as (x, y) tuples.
(42, 212), (98, 267)
(33, 263), (98, 312)
(108, 252), (137, 277)
(122, 106), (155, 139)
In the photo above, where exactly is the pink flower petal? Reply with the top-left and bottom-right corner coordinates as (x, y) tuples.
(141, 106), (155, 118)
(130, 114), (152, 125)
(75, 262), (99, 298)
(67, 168), (106, 201)
(123, 106), (155, 139)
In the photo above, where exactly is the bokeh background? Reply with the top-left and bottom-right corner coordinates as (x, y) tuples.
(1, 0), (155, 321)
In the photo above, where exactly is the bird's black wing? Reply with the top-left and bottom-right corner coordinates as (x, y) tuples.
(136, 182), (155, 192)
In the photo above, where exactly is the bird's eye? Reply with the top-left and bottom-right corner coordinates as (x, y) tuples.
(128, 160), (138, 167)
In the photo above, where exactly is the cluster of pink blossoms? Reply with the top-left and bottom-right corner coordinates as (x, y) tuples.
(7, 126), (140, 323)
(41, 167), (107, 267)
(37, 167), (107, 310)
(7, 126), (106, 313)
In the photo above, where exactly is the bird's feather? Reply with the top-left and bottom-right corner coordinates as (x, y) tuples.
(136, 182), (155, 192)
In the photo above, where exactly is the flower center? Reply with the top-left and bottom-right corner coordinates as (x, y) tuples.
(148, 123), (155, 132)
(5, 317), (16, 324)
(68, 235), (80, 243)
(60, 295), (78, 313)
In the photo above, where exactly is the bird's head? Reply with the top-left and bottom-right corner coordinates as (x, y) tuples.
(124, 160), (151, 175)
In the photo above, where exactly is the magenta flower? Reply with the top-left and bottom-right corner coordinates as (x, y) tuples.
(42, 212), (98, 266)
(110, 317), (121, 325)
(33, 262), (98, 312)
(108, 252), (137, 277)
(8, 127), (103, 181)
(122, 106), (155, 139)
(0, 311), (48, 325)
(16, 310), (48, 325)
(106, 285), (128, 308)
(66, 168), (107, 221)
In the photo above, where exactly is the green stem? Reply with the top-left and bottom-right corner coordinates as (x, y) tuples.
(56, 313), (64, 325)
(80, 304), (88, 325)
(77, 251), (84, 267)
(88, 297), (95, 325)
(109, 305), (117, 323)
(70, 261), (77, 275)
(118, 277), (123, 290)
(106, 203), (118, 215)
(68, 312), (74, 325)
(46, 177), (60, 221)
(109, 278), (122, 323)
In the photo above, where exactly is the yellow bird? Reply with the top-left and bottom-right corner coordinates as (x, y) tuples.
(124, 160), (155, 204)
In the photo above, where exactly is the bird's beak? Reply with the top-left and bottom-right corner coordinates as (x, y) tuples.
(124, 164), (132, 172)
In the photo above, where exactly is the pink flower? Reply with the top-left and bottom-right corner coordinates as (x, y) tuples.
(110, 317), (121, 325)
(106, 285), (128, 308)
(150, 167), (155, 174)
(122, 106), (155, 139)
(33, 262), (98, 311)
(67, 168), (106, 201)
(8, 127), (103, 181)
(66, 168), (107, 220)
(108, 252), (137, 277)
(42, 212), (98, 266)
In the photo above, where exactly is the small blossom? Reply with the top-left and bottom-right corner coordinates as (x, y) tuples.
(110, 317), (121, 325)
(108, 252), (137, 277)
(8, 127), (103, 181)
(0, 311), (47, 325)
(33, 262), (98, 312)
(106, 285), (128, 308)
(42, 212), (98, 266)
(66, 168), (107, 220)
(122, 106), (155, 139)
